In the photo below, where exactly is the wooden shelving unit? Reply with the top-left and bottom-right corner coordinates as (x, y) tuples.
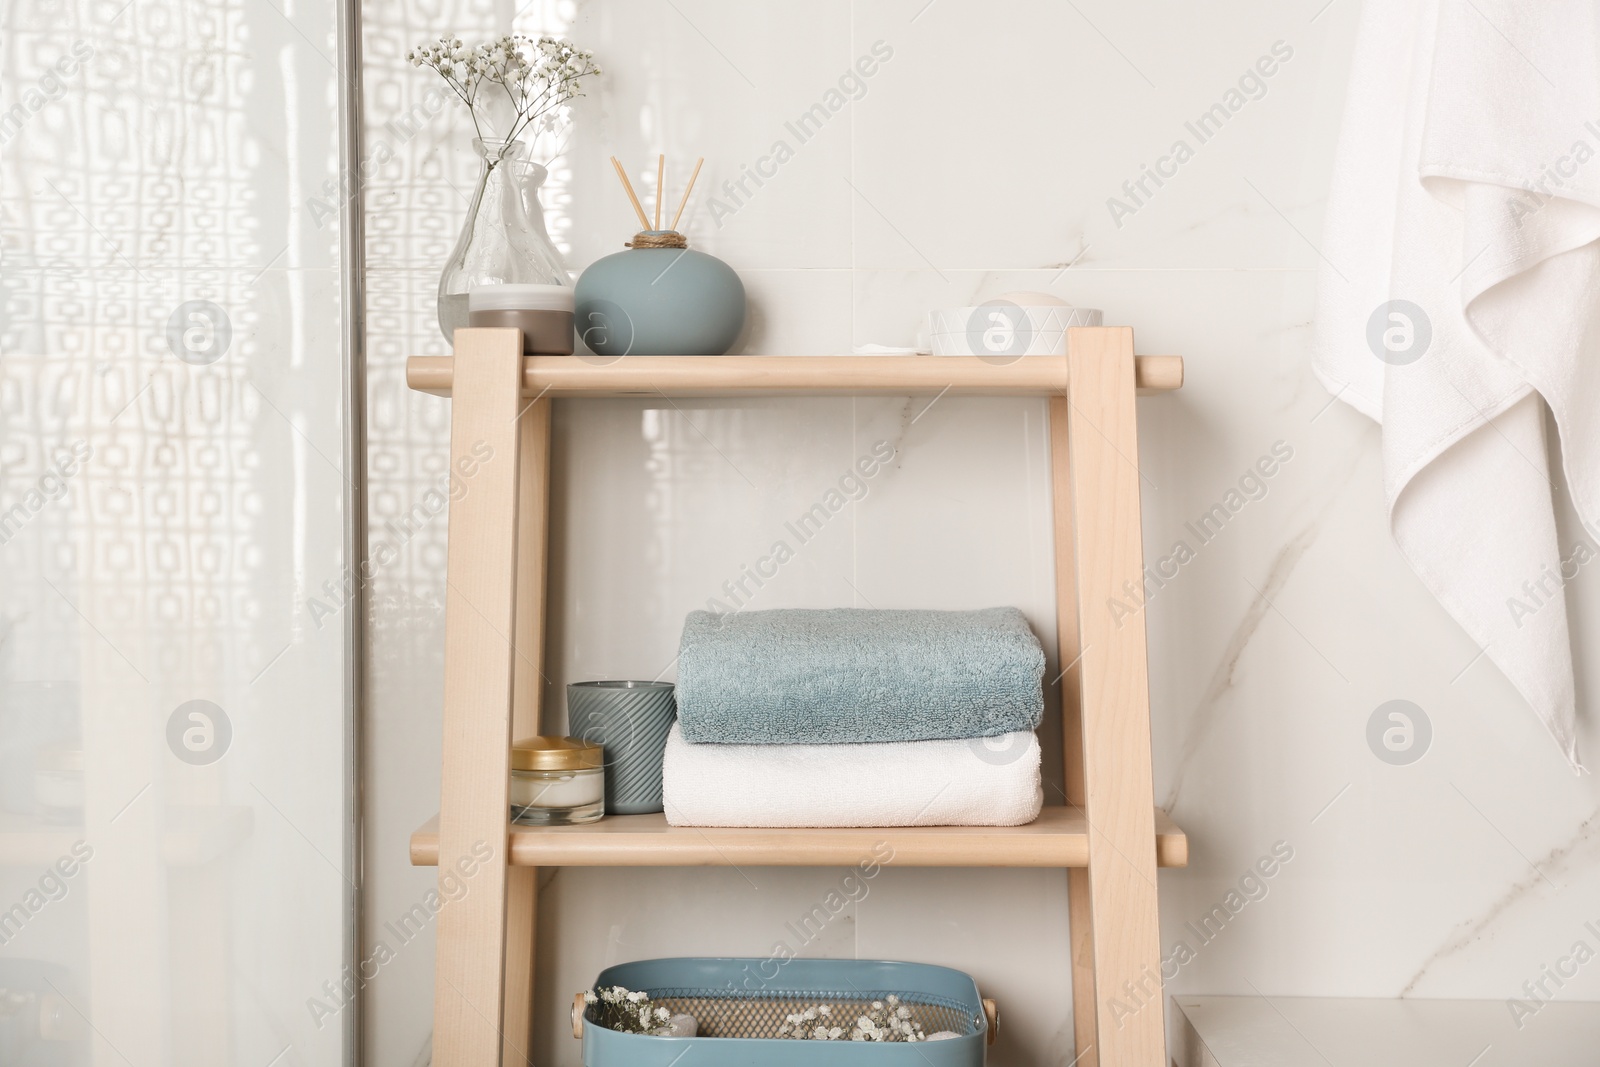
(407, 328), (1186, 1067)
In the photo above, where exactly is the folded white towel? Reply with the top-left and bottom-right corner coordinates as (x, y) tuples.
(661, 724), (1043, 828)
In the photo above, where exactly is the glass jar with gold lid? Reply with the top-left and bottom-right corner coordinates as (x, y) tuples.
(510, 737), (604, 825)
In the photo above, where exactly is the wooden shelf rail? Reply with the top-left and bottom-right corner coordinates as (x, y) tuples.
(406, 350), (1184, 398)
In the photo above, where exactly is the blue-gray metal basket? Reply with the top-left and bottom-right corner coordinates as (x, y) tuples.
(579, 957), (988, 1066)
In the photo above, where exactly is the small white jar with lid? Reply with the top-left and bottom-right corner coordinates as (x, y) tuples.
(510, 736), (604, 825)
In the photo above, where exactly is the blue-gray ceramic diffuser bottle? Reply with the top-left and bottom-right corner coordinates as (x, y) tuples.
(575, 229), (745, 356)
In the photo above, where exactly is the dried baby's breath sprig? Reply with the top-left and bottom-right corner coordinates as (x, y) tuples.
(407, 34), (600, 145)
(582, 985), (674, 1036)
(777, 994), (927, 1042)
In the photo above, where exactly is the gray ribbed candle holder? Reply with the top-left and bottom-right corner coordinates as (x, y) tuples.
(566, 681), (676, 816)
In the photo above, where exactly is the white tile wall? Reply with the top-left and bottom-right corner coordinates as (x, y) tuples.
(361, 2), (1600, 1065)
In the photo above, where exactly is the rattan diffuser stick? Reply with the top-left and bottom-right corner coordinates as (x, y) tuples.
(670, 157), (704, 231)
(613, 154), (706, 234)
(655, 154), (665, 230)
(610, 156), (651, 230)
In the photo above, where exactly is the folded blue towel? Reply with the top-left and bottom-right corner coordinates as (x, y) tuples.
(675, 607), (1045, 744)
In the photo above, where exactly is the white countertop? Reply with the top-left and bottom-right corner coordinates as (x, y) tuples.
(1173, 996), (1600, 1067)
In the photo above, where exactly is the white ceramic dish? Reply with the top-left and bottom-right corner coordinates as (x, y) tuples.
(928, 304), (1103, 357)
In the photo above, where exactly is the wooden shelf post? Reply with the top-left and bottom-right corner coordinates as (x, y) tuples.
(1050, 391), (1099, 1066)
(1060, 326), (1166, 1065)
(431, 329), (526, 1067)
(500, 381), (552, 1066)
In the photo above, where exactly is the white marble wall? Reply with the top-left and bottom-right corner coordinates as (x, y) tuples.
(360, 2), (1600, 1065)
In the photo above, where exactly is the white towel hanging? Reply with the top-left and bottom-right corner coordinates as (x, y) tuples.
(1313, 0), (1600, 771)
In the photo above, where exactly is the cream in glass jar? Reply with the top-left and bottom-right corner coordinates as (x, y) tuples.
(510, 737), (604, 825)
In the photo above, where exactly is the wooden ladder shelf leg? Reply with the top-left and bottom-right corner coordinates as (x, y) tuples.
(1051, 392), (1100, 1066)
(431, 328), (527, 1067)
(500, 382), (552, 1065)
(1055, 326), (1167, 1065)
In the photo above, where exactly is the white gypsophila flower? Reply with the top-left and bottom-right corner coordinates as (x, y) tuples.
(780, 998), (926, 1043)
(409, 31), (599, 144)
(583, 985), (679, 1037)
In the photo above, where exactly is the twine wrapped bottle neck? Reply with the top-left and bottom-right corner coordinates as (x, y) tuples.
(627, 230), (688, 249)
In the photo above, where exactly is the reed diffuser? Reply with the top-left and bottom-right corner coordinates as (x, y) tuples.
(574, 155), (746, 357)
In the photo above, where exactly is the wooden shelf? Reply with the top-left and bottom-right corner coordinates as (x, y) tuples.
(406, 351), (1185, 398)
(409, 807), (1188, 869)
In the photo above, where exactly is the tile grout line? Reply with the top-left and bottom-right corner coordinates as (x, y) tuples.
(849, 0), (858, 352)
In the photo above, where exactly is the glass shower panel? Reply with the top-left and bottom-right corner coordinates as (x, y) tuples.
(1, 0), (356, 1063)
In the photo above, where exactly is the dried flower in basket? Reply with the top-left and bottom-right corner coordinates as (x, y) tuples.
(777, 994), (928, 1042)
(583, 985), (677, 1036)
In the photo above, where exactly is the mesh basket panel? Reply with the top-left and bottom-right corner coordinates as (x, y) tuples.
(595, 989), (980, 1039)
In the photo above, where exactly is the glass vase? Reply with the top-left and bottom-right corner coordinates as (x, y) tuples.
(437, 138), (567, 343)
